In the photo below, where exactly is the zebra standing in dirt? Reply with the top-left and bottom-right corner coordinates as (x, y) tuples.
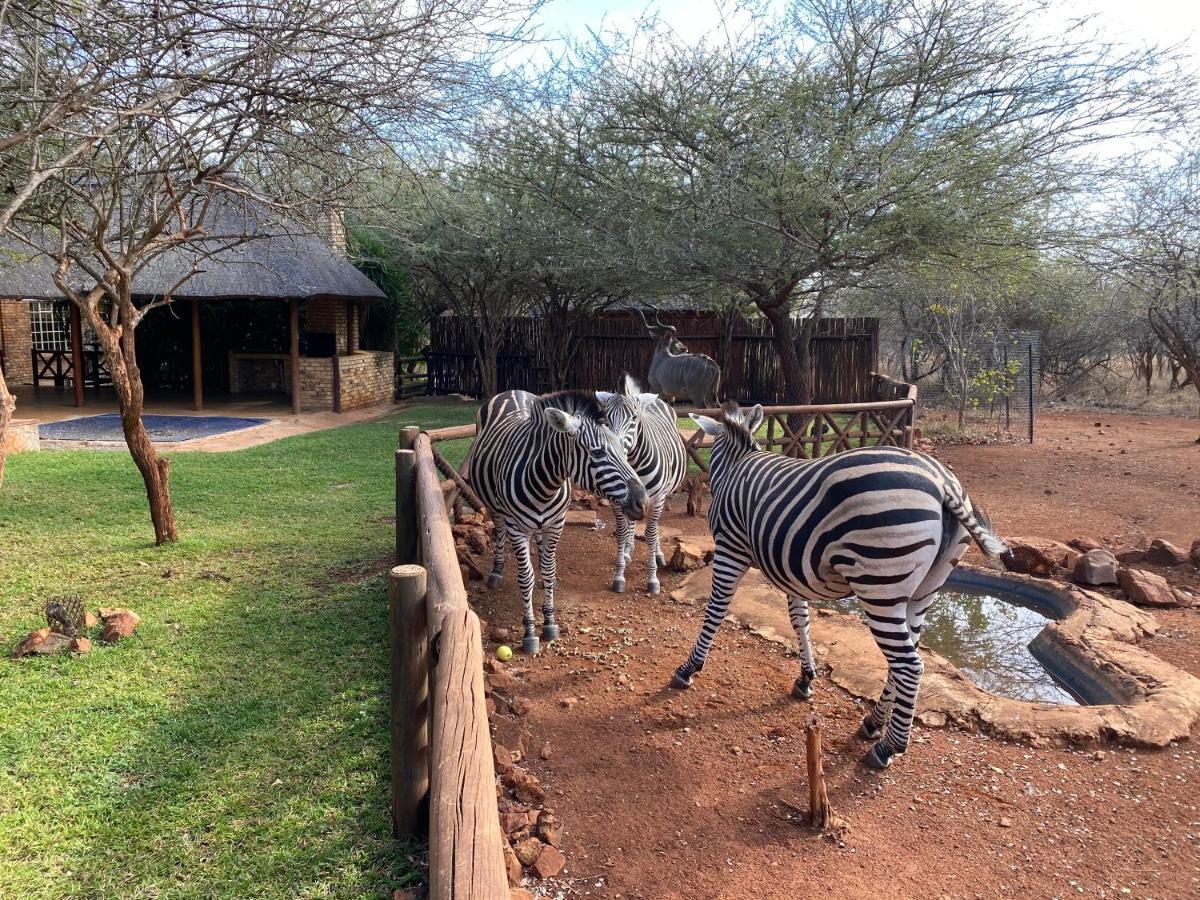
(674, 403), (1007, 770)
(597, 374), (689, 595)
(471, 390), (648, 655)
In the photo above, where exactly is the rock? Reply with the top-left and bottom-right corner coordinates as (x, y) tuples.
(69, 637), (92, 654)
(565, 510), (598, 528)
(486, 696), (497, 718)
(1068, 536), (1104, 553)
(1002, 538), (1073, 578)
(30, 632), (73, 655)
(487, 669), (519, 695)
(99, 609), (140, 643)
(494, 743), (515, 773)
(540, 742), (552, 760)
(502, 811), (532, 838)
(11, 627), (50, 658)
(465, 527), (490, 555)
(1072, 549), (1119, 586)
(489, 626), (511, 643)
(537, 811), (562, 846)
(1115, 548), (1145, 565)
(558, 697), (577, 709)
(999, 817), (1013, 828)
(532, 844), (566, 879)
(1146, 539), (1188, 566)
(1117, 568), (1189, 608)
(1191, 539), (1200, 567)
(505, 768), (546, 806)
(510, 891), (536, 900)
(513, 836), (545, 867)
(510, 696), (534, 717)
(84, 612), (100, 628)
(503, 843), (523, 886)
(669, 540), (712, 573)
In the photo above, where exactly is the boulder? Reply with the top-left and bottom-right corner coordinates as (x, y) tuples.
(1115, 548), (1145, 565)
(11, 627), (51, 658)
(1191, 538), (1200, 567)
(1117, 568), (1189, 608)
(486, 668), (519, 695)
(69, 637), (92, 655)
(532, 844), (566, 879)
(1068, 536), (1105, 553)
(504, 768), (546, 806)
(30, 632), (73, 656)
(503, 843), (523, 886)
(1072, 549), (1119, 586)
(537, 810), (563, 846)
(99, 609), (140, 643)
(512, 837), (544, 867)
(1002, 538), (1074, 578)
(669, 541), (711, 573)
(1145, 539), (1188, 566)
(493, 743), (515, 774)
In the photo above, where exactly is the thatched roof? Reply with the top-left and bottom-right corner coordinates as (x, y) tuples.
(0, 183), (385, 304)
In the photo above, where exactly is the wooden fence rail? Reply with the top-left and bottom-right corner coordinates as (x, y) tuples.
(392, 427), (508, 899)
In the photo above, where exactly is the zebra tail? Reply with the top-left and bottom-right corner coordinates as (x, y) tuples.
(944, 492), (1008, 559)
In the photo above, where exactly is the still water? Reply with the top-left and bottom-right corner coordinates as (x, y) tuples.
(828, 590), (1081, 705)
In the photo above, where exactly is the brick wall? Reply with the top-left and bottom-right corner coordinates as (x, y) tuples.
(338, 350), (394, 410)
(227, 348), (392, 411)
(0, 300), (33, 384)
(305, 298), (358, 353)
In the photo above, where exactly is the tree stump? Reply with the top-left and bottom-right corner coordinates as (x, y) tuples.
(806, 714), (834, 830)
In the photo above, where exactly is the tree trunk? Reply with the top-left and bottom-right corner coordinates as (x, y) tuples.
(0, 366), (14, 490)
(102, 311), (179, 544)
(761, 305), (806, 405)
(478, 344), (498, 399)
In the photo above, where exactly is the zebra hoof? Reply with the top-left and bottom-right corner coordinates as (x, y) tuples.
(521, 636), (541, 656)
(541, 624), (560, 643)
(611, 577), (626, 594)
(857, 715), (883, 741)
(671, 667), (694, 689)
(487, 573), (503, 590)
(647, 580), (660, 595)
(791, 677), (814, 701)
(655, 553), (667, 568)
(861, 742), (895, 770)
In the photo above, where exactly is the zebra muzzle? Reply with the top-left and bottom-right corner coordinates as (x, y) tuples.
(621, 479), (648, 521)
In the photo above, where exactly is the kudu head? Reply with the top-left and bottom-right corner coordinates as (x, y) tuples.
(635, 306), (679, 352)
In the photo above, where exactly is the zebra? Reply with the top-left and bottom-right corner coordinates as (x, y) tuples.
(596, 373), (689, 594)
(672, 402), (1007, 770)
(470, 389), (649, 655)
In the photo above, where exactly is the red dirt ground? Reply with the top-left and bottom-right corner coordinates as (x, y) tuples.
(470, 411), (1200, 900)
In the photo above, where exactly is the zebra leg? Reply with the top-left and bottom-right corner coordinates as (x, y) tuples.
(672, 547), (750, 689)
(487, 513), (508, 589)
(786, 595), (818, 700)
(645, 496), (667, 594)
(538, 520), (564, 642)
(507, 527), (540, 655)
(858, 598), (925, 770)
(611, 508), (630, 593)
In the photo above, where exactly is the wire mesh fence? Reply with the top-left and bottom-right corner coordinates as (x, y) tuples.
(912, 330), (1041, 442)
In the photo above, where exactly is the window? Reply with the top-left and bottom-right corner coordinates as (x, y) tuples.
(29, 301), (68, 351)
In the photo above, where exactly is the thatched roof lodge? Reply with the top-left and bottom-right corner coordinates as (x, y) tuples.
(0, 185), (390, 415)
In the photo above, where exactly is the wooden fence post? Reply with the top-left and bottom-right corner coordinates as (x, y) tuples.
(806, 714), (834, 830)
(390, 564), (430, 839)
(396, 426), (420, 564)
(428, 608), (508, 899)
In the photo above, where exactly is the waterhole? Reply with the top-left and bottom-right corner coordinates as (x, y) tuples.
(827, 588), (1082, 705)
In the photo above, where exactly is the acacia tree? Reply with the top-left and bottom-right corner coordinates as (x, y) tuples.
(0, 0), (530, 533)
(548, 0), (1182, 402)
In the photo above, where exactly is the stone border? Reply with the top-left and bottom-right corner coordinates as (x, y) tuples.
(670, 563), (1200, 748)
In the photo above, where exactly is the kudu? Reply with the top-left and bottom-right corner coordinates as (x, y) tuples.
(635, 308), (721, 408)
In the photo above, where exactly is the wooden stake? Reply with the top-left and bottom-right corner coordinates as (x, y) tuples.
(806, 714), (834, 830)
(390, 564), (429, 839)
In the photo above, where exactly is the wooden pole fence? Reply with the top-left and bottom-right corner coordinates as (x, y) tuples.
(390, 564), (429, 839)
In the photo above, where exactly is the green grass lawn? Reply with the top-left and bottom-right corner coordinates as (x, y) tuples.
(0, 398), (478, 899)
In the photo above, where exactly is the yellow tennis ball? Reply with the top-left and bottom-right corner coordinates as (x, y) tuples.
(496, 645), (513, 661)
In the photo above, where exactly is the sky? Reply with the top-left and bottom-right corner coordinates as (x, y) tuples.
(532, 0), (1200, 58)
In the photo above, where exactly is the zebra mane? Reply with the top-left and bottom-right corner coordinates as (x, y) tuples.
(718, 401), (758, 450)
(533, 390), (603, 420)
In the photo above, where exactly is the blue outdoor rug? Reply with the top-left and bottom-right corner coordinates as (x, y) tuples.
(39, 414), (271, 443)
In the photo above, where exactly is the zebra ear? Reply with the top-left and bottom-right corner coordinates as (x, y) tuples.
(544, 407), (581, 436)
(744, 404), (764, 434)
(594, 391), (614, 406)
(690, 414), (723, 438)
(618, 372), (640, 396)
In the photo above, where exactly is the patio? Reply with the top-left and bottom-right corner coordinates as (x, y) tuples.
(10, 385), (401, 452)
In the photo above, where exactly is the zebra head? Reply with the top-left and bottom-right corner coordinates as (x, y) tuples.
(595, 372), (644, 454)
(690, 402), (764, 473)
(538, 392), (649, 521)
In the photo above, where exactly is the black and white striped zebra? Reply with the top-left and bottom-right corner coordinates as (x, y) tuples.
(596, 374), (689, 594)
(471, 389), (648, 655)
(673, 402), (1007, 770)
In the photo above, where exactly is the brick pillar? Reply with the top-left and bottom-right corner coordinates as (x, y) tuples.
(0, 300), (34, 384)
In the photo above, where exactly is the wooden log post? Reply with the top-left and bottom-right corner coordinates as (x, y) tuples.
(428, 608), (507, 900)
(396, 426), (420, 565)
(431, 445), (485, 512)
(390, 564), (430, 839)
(806, 714), (834, 830)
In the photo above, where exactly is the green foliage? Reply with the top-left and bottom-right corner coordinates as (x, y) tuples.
(349, 227), (423, 356)
(0, 399), (477, 898)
